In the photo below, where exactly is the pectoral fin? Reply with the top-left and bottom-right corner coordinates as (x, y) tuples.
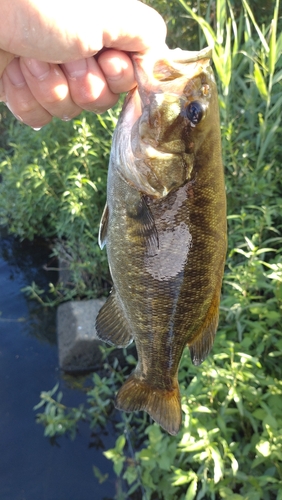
(129, 196), (159, 256)
(188, 291), (220, 365)
(98, 203), (109, 250)
(95, 289), (133, 348)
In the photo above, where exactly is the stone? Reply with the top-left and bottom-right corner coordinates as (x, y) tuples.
(57, 298), (106, 372)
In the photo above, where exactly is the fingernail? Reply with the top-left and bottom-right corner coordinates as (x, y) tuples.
(101, 57), (126, 81)
(5, 59), (25, 87)
(24, 58), (50, 80)
(63, 59), (87, 79)
(0, 78), (6, 101)
(6, 101), (24, 122)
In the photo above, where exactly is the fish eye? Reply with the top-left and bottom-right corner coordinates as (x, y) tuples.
(185, 101), (204, 125)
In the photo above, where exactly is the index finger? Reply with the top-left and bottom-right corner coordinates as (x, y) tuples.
(101, 1), (167, 53)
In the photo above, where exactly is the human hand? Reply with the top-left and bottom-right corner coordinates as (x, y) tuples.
(0, 0), (166, 128)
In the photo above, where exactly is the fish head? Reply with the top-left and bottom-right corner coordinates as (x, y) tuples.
(112, 46), (220, 198)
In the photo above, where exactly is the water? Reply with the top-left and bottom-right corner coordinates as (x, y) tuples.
(0, 234), (117, 500)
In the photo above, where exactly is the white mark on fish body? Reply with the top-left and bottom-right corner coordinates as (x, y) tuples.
(145, 222), (192, 281)
(145, 183), (192, 281)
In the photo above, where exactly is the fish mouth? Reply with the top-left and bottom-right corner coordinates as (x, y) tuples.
(131, 46), (212, 109)
(119, 46), (213, 199)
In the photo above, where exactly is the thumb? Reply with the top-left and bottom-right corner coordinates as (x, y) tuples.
(0, 49), (14, 78)
(0, 50), (14, 101)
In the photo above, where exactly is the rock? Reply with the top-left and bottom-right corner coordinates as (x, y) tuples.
(57, 298), (106, 372)
(57, 258), (72, 287)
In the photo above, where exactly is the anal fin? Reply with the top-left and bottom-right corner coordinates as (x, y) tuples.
(115, 372), (182, 436)
(188, 290), (220, 366)
(95, 289), (133, 348)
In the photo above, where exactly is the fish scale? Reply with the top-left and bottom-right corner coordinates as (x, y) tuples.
(96, 47), (227, 435)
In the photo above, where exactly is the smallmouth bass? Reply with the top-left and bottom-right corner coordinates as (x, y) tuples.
(96, 47), (227, 435)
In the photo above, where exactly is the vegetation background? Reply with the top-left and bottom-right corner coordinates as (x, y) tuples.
(0, 0), (282, 499)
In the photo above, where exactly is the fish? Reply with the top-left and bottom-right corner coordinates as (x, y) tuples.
(96, 46), (227, 435)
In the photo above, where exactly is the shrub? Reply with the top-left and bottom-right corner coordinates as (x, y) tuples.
(0, 106), (122, 296)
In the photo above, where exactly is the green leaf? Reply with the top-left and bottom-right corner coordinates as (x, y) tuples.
(256, 440), (271, 457)
(210, 446), (224, 483)
(269, 0), (279, 75)
(115, 434), (126, 453)
(277, 486), (282, 500)
(242, 0), (269, 52)
(253, 63), (268, 100)
(113, 459), (125, 477)
(123, 465), (138, 486)
(219, 488), (245, 500)
(185, 477), (197, 500)
(92, 466), (109, 484)
(159, 453), (172, 471)
(172, 469), (196, 487)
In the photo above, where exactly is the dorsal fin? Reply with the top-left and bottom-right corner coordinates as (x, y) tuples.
(188, 290), (220, 365)
(98, 203), (109, 250)
(95, 289), (133, 348)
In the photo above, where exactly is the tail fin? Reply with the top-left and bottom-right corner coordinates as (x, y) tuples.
(115, 373), (182, 436)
